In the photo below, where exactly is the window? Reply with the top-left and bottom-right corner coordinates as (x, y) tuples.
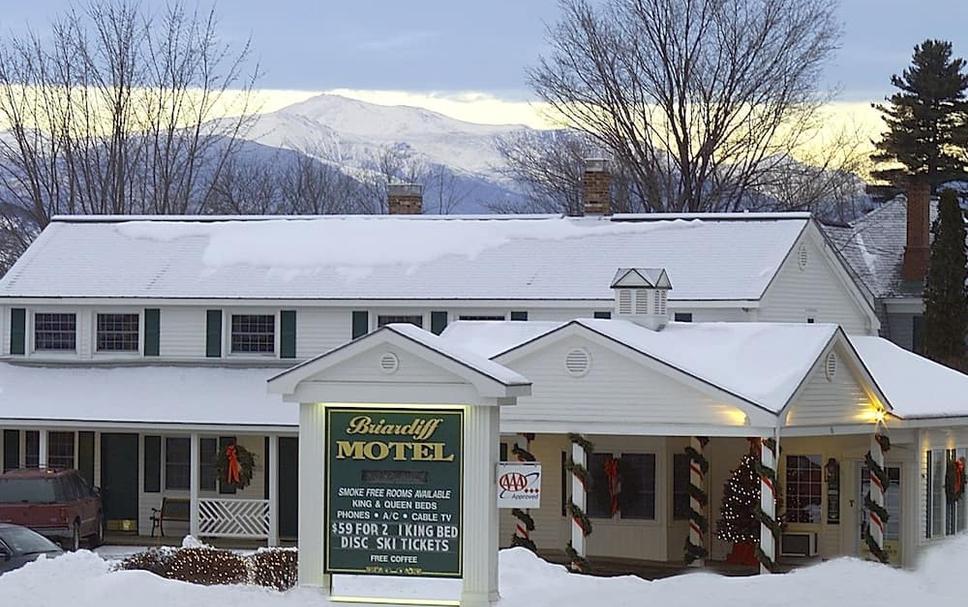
(34, 313), (76, 351)
(673, 312), (693, 323)
(165, 438), (191, 490)
(144, 436), (161, 493)
(912, 315), (924, 354)
(352, 311), (369, 339)
(47, 432), (74, 470)
(200, 438), (218, 491)
(510, 311), (528, 321)
(377, 315), (423, 328)
(24, 431), (39, 468)
(457, 315), (505, 321)
(587, 452), (613, 518)
(96, 313), (140, 352)
(230, 314), (275, 354)
(618, 454), (656, 519)
(586, 452), (656, 520)
(861, 466), (901, 541)
(785, 454), (823, 523)
(593, 311), (611, 319)
(673, 453), (691, 520)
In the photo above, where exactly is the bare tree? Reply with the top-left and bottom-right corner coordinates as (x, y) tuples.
(530, 0), (841, 212)
(356, 144), (426, 214)
(0, 0), (258, 272)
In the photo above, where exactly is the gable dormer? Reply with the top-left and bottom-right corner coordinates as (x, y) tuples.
(610, 268), (672, 331)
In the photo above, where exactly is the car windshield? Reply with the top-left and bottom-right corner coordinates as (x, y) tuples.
(0, 478), (60, 504)
(0, 526), (61, 554)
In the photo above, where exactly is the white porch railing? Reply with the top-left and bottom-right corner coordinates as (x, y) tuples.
(198, 498), (270, 539)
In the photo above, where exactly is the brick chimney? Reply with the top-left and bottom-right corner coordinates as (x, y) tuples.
(387, 183), (423, 215)
(901, 179), (931, 282)
(582, 158), (611, 216)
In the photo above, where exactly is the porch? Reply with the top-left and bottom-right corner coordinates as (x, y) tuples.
(0, 426), (299, 547)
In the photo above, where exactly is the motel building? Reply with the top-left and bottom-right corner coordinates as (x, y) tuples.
(2, 183), (968, 582)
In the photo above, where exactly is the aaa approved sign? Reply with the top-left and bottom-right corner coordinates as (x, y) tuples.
(496, 462), (541, 508)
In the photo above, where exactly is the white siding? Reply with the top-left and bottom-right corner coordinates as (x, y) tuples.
(501, 335), (750, 429)
(758, 229), (873, 334)
(784, 344), (873, 427)
(296, 308), (351, 359)
(159, 307), (207, 359)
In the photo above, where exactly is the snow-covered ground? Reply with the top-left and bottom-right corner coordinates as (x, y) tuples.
(3, 537), (967, 607)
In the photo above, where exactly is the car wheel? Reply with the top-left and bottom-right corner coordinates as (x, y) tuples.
(70, 521), (81, 552)
(88, 514), (104, 548)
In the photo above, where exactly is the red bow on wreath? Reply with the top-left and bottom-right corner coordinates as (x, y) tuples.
(955, 458), (966, 497)
(604, 456), (621, 515)
(225, 444), (242, 485)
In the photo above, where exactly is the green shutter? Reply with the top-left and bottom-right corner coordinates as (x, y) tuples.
(352, 311), (369, 339)
(144, 308), (160, 356)
(510, 311), (528, 321)
(280, 310), (297, 359)
(206, 310), (222, 357)
(10, 308), (25, 355)
(143, 436), (161, 493)
(430, 311), (448, 335)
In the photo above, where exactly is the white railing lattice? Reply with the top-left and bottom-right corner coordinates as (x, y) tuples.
(198, 498), (270, 539)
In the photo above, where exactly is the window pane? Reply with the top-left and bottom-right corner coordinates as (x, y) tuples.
(861, 467), (901, 540)
(377, 315), (423, 328)
(619, 453), (656, 520)
(586, 452), (612, 518)
(673, 453), (691, 520)
(96, 313), (140, 352)
(457, 315), (505, 321)
(165, 438), (191, 490)
(47, 432), (75, 470)
(34, 313), (76, 351)
(230, 314), (275, 353)
(785, 454), (822, 523)
(200, 438), (218, 491)
(24, 431), (39, 468)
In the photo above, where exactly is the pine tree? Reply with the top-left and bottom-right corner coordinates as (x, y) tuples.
(872, 40), (968, 189)
(923, 189), (968, 368)
(715, 453), (761, 545)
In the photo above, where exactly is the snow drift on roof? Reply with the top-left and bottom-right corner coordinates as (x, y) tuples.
(0, 364), (293, 427)
(441, 321), (563, 359)
(849, 336), (968, 418)
(0, 214), (808, 301)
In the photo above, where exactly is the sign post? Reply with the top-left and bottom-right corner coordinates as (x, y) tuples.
(325, 407), (464, 578)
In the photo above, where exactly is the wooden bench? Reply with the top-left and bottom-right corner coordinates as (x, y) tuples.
(149, 497), (190, 537)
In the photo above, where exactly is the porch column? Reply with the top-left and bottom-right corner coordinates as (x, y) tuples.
(190, 433), (200, 538)
(268, 434), (280, 546)
(460, 404), (500, 607)
(758, 437), (779, 574)
(685, 436), (709, 566)
(38, 429), (48, 468)
(567, 434), (592, 572)
(866, 431), (891, 563)
(298, 403), (330, 593)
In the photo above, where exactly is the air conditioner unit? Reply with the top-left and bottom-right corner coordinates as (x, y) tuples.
(780, 532), (819, 558)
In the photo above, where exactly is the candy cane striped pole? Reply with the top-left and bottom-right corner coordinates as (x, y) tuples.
(757, 437), (778, 574)
(684, 437), (709, 566)
(510, 435), (537, 551)
(570, 437), (587, 561)
(865, 431), (891, 563)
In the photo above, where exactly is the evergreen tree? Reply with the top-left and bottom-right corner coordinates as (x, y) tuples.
(715, 453), (760, 544)
(872, 40), (968, 189)
(923, 189), (968, 368)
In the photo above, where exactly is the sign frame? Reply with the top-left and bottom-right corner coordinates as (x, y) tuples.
(496, 462), (542, 509)
(324, 404), (465, 579)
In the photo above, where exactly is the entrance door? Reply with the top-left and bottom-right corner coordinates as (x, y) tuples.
(279, 437), (299, 539)
(858, 463), (901, 564)
(100, 433), (140, 532)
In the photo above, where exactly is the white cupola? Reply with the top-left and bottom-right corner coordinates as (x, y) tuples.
(610, 268), (672, 330)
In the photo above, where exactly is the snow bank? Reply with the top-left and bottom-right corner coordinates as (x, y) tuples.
(5, 537), (967, 607)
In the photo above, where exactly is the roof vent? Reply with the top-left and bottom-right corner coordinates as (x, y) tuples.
(565, 348), (591, 377)
(797, 244), (809, 271)
(824, 352), (837, 382)
(610, 268), (672, 331)
(379, 352), (400, 374)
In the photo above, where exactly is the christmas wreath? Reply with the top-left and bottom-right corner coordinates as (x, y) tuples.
(945, 457), (966, 503)
(216, 443), (256, 490)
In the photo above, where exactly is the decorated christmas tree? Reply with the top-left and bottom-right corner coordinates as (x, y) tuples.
(716, 452), (761, 563)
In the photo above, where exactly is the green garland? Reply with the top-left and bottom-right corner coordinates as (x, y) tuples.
(683, 438), (710, 564)
(510, 508), (537, 552)
(944, 458), (966, 503)
(565, 433), (594, 573)
(568, 433), (594, 454)
(564, 458), (591, 491)
(754, 438), (780, 573)
(512, 445), (537, 462)
(567, 500), (593, 536)
(565, 541), (590, 573)
(863, 434), (891, 564)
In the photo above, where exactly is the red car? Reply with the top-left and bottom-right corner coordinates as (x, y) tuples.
(0, 469), (103, 551)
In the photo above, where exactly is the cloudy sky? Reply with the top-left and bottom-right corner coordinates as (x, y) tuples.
(3, 0), (968, 127)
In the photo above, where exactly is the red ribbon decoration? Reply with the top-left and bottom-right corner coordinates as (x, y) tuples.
(604, 456), (621, 515)
(956, 458), (966, 497)
(225, 444), (241, 485)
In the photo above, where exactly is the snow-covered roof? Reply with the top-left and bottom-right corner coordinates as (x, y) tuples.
(444, 319), (836, 413)
(0, 364), (294, 428)
(848, 336), (968, 419)
(824, 197), (938, 299)
(0, 213), (810, 302)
